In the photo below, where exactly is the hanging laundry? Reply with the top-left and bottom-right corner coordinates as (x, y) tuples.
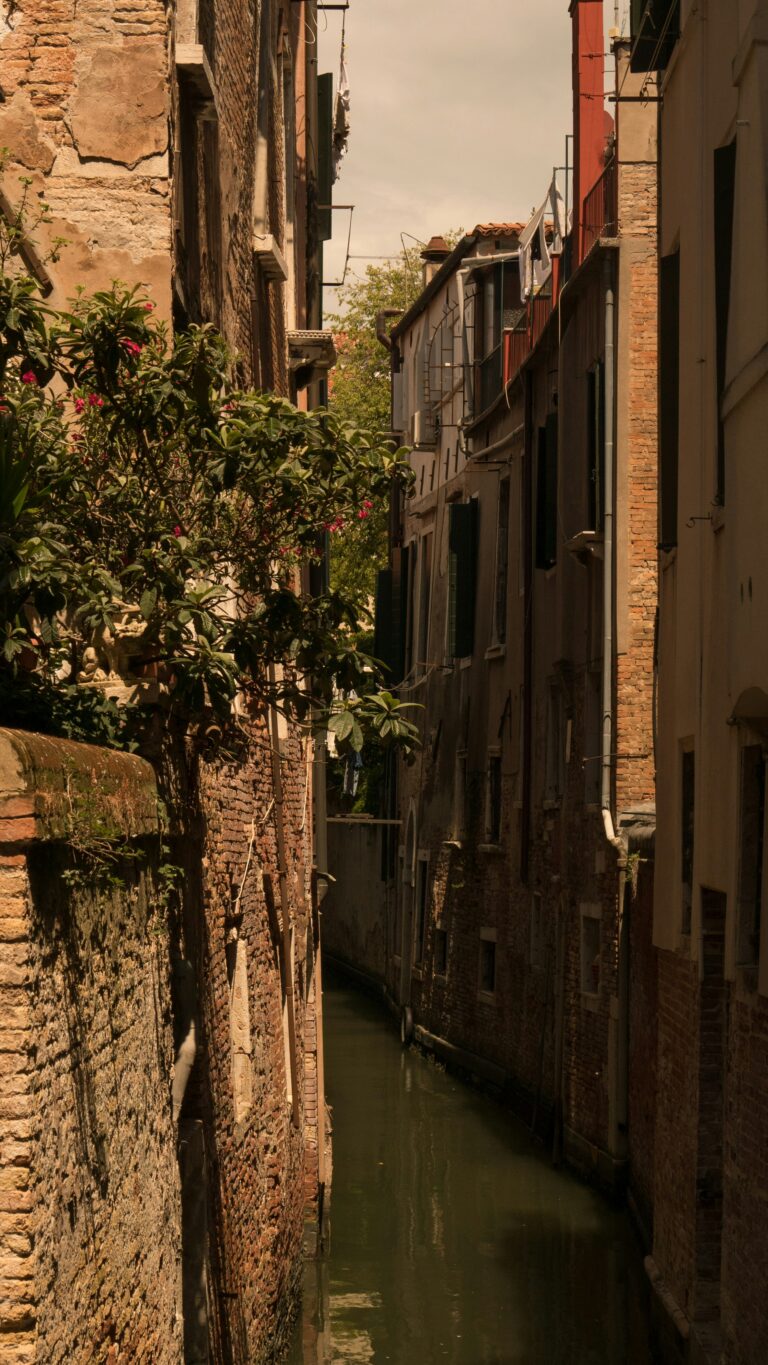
(518, 174), (567, 302)
(332, 43), (351, 181)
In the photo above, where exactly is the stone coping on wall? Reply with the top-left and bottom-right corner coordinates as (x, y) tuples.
(0, 728), (159, 848)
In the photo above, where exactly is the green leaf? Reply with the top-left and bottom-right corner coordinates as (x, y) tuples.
(139, 587), (158, 620)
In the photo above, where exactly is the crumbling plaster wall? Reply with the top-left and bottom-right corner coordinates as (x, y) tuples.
(0, 0), (172, 312)
(0, 729), (182, 1364)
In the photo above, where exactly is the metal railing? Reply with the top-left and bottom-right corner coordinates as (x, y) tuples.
(582, 159), (617, 256)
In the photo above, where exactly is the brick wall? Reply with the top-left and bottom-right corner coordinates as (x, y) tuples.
(0, 729), (182, 1364)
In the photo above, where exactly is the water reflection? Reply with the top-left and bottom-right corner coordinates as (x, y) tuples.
(289, 977), (657, 1365)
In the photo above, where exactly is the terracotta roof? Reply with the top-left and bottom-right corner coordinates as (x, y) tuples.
(473, 222), (525, 237)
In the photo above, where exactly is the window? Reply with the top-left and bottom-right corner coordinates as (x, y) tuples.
(394, 851), (404, 957)
(434, 928), (448, 977)
(486, 752), (502, 844)
(714, 140), (736, 505)
(448, 499), (478, 658)
(681, 746), (695, 935)
(478, 930), (496, 996)
(404, 538), (418, 678)
(659, 250), (680, 550)
(580, 909), (601, 996)
(535, 413), (558, 570)
(737, 744), (766, 968)
(587, 362), (605, 531)
(226, 937), (253, 1124)
(414, 857), (429, 966)
(493, 477), (510, 643)
(630, 0), (680, 74)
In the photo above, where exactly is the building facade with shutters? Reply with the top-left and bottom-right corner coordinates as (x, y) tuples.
(0, 0), (337, 1359)
(640, 1), (768, 1361)
(380, 4), (659, 1206)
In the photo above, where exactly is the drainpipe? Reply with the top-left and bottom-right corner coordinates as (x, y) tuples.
(375, 308), (401, 352)
(601, 253), (629, 1164)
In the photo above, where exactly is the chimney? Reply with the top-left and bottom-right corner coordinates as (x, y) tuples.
(420, 236), (451, 287)
(570, 0), (605, 264)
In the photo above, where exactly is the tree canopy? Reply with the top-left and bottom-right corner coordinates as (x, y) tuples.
(0, 265), (418, 755)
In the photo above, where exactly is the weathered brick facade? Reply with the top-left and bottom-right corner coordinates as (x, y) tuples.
(0, 0), (332, 1358)
(0, 731), (182, 1364)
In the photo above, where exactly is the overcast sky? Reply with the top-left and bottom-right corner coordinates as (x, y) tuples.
(317, 0), (630, 304)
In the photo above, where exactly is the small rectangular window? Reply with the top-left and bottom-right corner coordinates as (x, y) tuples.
(493, 477), (510, 643)
(580, 911), (601, 996)
(414, 858), (429, 966)
(434, 928), (448, 976)
(737, 745), (766, 968)
(486, 753), (502, 844)
(681, 747), (695, 935)
(630, 0), (680, 74)
(479, 933), (496, 996)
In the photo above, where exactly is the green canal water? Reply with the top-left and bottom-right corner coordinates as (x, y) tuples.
(289, 976), (658, 1365)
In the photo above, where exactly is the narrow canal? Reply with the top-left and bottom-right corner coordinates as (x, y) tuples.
(289, 974), (657, 1365)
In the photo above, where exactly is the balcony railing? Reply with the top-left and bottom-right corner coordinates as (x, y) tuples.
(501, 286), (555, 387)
(582, 159), (617, 256)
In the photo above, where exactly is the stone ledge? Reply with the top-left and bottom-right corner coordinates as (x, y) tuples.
(0, 730), (158, 847)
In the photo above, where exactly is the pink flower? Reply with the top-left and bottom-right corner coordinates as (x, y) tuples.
(363, 499), (373, 510)
(122, 339), (142, 357)
(21, 370), (37, 385)
(74, 397), (86, 414)
(358, 509), (370, 520)
(88, 393), (104, 408)
(173, 525), (182, 537)
(143, 302), (154, 311)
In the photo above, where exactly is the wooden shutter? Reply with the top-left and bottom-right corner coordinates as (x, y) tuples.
(449, 500), (478, 658)
(535, 413), (558, 569)
(374, 569), (393, 677)
(317, 74), (333, 242)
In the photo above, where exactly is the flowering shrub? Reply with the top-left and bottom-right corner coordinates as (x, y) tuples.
(0, 274), (418, 754)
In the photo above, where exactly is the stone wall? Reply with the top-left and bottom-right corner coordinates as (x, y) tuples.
(0, 728), (182, 1364)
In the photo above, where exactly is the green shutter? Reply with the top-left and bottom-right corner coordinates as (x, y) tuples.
(392, 545), (409, 684)
(374, 569), (393, 677)
(317, 73), (333, 242)
(536, 413), (558, 570)
(449, 500), (478, 658)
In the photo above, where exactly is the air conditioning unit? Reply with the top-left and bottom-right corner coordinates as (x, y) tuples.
(412, 409), (437, 448)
